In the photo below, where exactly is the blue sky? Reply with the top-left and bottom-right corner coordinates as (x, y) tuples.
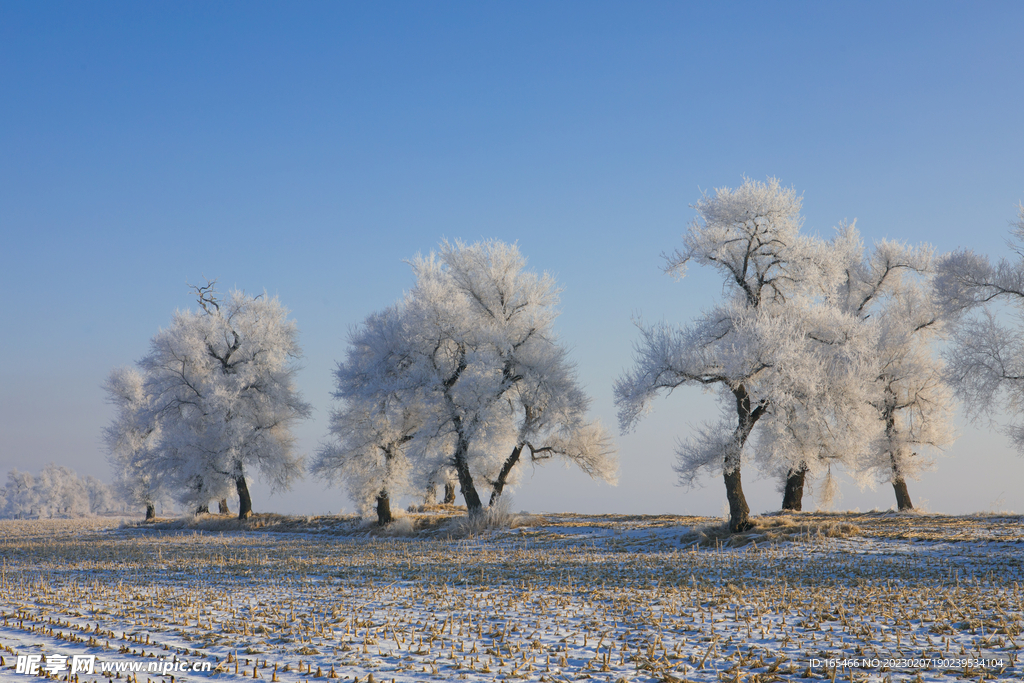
(2, 2), (1023, 517)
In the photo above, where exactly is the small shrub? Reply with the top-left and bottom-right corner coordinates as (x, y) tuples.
(447, 496), (521, 538)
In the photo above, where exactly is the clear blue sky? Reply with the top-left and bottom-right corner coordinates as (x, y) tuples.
(2, 2), (1023, 517)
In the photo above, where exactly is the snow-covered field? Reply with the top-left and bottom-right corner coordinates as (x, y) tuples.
(1, 511), (1022, 682)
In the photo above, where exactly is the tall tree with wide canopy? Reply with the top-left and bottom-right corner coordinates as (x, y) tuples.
(319, 240), (616, 517)
(834, 233), (954, 510)
(616, 178), (869, 531)
(104, 282), (311, 519)
(791, 228), (956, 511)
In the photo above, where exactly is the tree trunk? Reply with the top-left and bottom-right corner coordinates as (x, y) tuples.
(781, 465), (807, 511)
(424, 483), (438, 505)
(443, 482), (456, 505)
(455, 462), (483, 513)
(218, 498), (229, 514)
(145, 503), (156, 521)
(884, 394), (914, 512)
(724, 468), (751, 532)
(453, 437), (483, 513)
(236, 476), (253, 519)
(376, 490), (393, 526)
(195, 503), (209, 514)
(724, 384), (764, 533)
(489, 445), (523, 506)
(892, 477), (914, 511)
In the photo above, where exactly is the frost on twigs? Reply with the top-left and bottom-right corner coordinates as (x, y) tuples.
(673, 415), (739, 486)
(662, 176), (804, 284)
(937, 203), (1024, 454)
(816, 468), (842, 511)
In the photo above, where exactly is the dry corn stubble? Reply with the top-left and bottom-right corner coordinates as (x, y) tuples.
(0, 512), (1022, 682)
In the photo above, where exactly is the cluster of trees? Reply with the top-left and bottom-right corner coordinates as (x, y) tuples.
(616, 178), (1019, 531)
(106, 245), (616, 523)
(310, 240), (617, 524)
(1, 464), (125, 519)
(102, 185), (1023, 530)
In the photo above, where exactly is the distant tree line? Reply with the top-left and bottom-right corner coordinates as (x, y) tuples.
(101, 183), (1024, 531)
(0, 464), (127, 519)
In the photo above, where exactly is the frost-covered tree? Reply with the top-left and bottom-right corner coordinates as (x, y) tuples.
(0, 466), (123, 519)
(425, 469), (459, 505)
(311, 304), (422, 525)
(413, 241), (616, 512)
(2, 465), (90, 518)
(34, 464), (90, 518)
(936, 205), (1024, 452)
(104, 366), (169, 519)
(1, 470), (39, 519)
(314, 400), (417, 525)
(805, 229), (956, 511)
(317, 240), (616, 517)
(868, 302), (955, 510)
(105, 282), (312, 519)
(85, 475), (121, 516)
(616, 178), (872, 531)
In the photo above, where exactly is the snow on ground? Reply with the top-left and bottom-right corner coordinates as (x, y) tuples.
(0, 511), (1022, 682)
